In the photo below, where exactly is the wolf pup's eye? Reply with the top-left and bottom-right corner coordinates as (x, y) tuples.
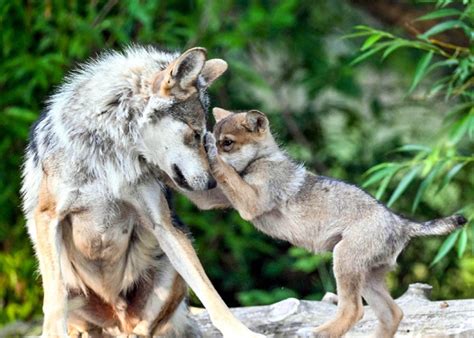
(194, 131), (201, 142)
(222, 139), (234, 152)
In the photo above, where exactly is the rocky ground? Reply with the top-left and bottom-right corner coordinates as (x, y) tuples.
(1, 284), (473, 337)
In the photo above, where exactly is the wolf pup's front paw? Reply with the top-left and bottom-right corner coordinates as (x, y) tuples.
(204, 132), (218, 163)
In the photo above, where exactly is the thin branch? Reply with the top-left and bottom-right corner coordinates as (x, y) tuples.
(92, 0), (118, 27)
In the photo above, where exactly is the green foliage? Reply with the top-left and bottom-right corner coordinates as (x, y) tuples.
(352, 0), (473, 265)
(0, 0), (473, 327)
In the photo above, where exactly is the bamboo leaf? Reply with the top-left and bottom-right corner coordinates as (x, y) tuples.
(416, 8), (462, 21)
(375, 170), (396, 200)
(350, 44), (387, 65)
(457, 228), (468, 258)
(448, 113), (470, 143)
(430, 229), (461, 266)
(387, 166), (420, 207)
(412, 161), (444, 213)
(361, 34), (383, 51)
(363, 166), (397, 188)
(438, 162), (466, 193)
(381, 41), (409, 60)
(364, 162), (396, 176)
(395, 144), (431, 153)
(409, 51), (434, 93)
(420, 20), (470, 39)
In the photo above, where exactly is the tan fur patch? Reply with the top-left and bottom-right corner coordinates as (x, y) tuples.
(150, 273), (187, 335)
(153, 62), (198, 100)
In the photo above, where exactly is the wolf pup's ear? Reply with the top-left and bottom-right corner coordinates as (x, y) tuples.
(200, 59), (228, 88)
(212, 107), (233, 123)
(244, 110), (268, 133)
(155, 47), (207, 95)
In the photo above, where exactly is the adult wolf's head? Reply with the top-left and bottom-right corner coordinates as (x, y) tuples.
(138, 48), (227, 191)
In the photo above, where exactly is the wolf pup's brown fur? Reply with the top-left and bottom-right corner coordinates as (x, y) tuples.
(182, 107), (467, 338)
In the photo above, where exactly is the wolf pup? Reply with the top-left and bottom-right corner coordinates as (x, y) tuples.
(21, 47), (264, 338)
(183, 107), (467, 338)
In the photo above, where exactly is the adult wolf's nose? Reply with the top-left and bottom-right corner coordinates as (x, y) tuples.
(207, 177), (217, 189)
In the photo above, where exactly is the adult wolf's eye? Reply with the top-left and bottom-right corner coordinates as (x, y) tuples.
(222, 139), (234, 151)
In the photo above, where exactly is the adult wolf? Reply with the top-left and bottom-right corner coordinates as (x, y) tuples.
(21, 46), (263, 337)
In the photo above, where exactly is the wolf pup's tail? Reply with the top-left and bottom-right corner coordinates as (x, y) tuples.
(409, 214), (467, 237)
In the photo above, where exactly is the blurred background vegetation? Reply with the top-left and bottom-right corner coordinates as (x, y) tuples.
(0, 0), (472, 327)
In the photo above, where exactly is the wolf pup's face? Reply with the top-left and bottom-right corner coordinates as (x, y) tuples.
(139, 48), (227, 191)
(211, 108), (270, 172)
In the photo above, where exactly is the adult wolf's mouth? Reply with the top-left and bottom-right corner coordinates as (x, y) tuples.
(172, 164), (192, 190)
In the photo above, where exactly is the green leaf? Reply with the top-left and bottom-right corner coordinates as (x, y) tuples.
(412, 161), (444, 213)
(409, 51), (434, 93)
(430, 229), (461, 266)
(363, 166), (397, 188)
(350, 44), (387, 65)
(420, 20), (471, 39)
(448, 113), (470, 143)
(395, 144), (431, 153)
(364, 163), (395, 176)
(438, 162), (466, 193)
(416, 8), (462, 21)
(375, 169), (396, 200)
(457, 228), (468, 258)
(387, 166), (420, 207)
(361, 34), (383, 51)
(381, 40), (409, 60)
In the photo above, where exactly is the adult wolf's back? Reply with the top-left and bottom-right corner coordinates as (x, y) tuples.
(21, 46), (263, 337)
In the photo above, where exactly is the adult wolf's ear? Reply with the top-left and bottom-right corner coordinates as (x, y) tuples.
(244, 110), (268, 133)
(201, 59), (228, 88)
(212, 107), (232, 123)
(154, 47), (207, 95)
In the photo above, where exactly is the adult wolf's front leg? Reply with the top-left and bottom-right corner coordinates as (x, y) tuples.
(135, 182), (265, 338)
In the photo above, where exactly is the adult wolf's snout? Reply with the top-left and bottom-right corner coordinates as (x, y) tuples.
(172, 164), (192, 190)
(172, 164), (215, 191)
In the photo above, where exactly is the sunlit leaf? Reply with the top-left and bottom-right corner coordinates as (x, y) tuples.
(361, 34), (383, 51)
(431, 230), (461, 266)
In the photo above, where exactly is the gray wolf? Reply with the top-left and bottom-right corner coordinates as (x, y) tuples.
(21, 47), (264, 337)
(180, 107), (466, 338)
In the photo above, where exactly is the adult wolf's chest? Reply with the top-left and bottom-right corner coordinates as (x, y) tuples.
(66, 200), (137, 262)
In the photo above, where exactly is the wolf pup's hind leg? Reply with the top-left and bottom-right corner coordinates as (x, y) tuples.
(362, 266), (403, 338)
(313, 240), (364, 338)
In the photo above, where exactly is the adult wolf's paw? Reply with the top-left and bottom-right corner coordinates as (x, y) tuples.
(204, 132), (218, 162)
